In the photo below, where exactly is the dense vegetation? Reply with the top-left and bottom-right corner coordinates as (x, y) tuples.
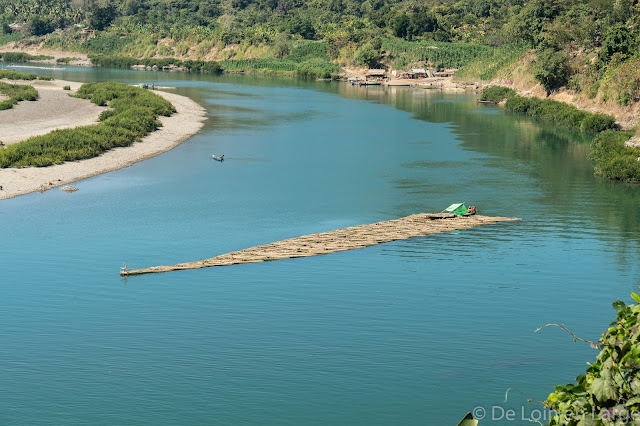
(479, 86), (515, 102)
(589, 131), (640, 183)
(480, 87), (616, 133)
(0, 51), (52, 62)
(88, 55), (223, 73)
(479, 85), (637, 182)
(0, 81), (174, 168)
(0, 0), (637, 89)
(0, 69), (53, 80)
(504, 95), (616, 133)
(1, 0), (640, 179)
(0, 81), (37, 110)
(544, 293), (640, 425)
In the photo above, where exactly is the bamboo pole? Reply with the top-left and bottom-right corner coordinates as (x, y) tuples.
(120, 214), (520, 276)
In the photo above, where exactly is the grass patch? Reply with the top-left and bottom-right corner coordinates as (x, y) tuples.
(219, 57), (340, 79)
(382, 39), (493, 70)
(0, 70), (53, 81)
(456, 44), (527, 81)
(0, 82), (175, 168)
(0, 52), (54, 62)
(0, 82), (38, 110)
(0, 34), (21, 46)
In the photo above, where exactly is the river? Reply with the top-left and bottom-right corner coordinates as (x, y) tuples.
(2, 65), (640, 424)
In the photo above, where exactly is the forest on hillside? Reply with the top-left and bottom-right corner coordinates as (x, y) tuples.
(0, 0), (639, 103)
(0, 0), (637, 53)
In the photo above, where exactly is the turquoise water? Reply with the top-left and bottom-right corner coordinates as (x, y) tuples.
(3, 66), (640, 424)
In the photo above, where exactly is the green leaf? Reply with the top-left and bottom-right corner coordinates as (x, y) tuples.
(625, 396), (640, 408)
(631, 292), (640, 304)
(591, 377), (617, 402)
(613, 300), (627, 312)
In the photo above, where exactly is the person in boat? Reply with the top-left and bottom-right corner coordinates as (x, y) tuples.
(467, 206), (476, 215)
(220, 154), (224, 160)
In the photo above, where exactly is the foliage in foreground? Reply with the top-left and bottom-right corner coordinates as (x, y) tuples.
(0, 81), (37, 110)
(0, 82), (175, 168)
(589, 130), (640, 182)
(545, 293), (640, 425)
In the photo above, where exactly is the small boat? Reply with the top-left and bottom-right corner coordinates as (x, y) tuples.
(212, 154), (224, 161)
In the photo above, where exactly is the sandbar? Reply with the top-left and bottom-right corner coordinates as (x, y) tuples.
(0, 79), (207, 200)
(0, 79), (105, 145)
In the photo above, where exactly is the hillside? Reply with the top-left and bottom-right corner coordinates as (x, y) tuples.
(0, 0), (639, 126)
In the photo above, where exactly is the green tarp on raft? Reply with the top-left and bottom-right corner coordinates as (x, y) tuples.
(444, 203), (467, 216)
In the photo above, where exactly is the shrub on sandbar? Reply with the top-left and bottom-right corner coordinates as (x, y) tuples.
(0, 82), (175, 168)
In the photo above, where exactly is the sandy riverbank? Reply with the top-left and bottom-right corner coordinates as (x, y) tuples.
(0, 79), (207, 200)
(0, 79), (105, 144)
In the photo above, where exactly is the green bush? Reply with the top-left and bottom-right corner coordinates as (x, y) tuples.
(581, 114), (617, 133)
(589, 130), (640, 182)
(89, 55), (222, 74)
(504, 95), (537, 113)
(296, 58), (340, 79)
(56, 57), (80, 64)
(0, 82), (175, 168)
(0, 52), (54, 62)
(0, 70), (37, 80)
(63, 85), (71, 91)
(504, 94), (616, 132)
(534, 49), (570, 94)
(0, 82), (39, 110)
(480, 86), (516, 102)
(545, 293), (640, 424)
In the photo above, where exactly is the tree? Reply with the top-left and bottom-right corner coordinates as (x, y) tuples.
(273, 34), (291, 59)
(355, 43), (381, 68)
(392, 13), (410, 39)
(534, 48), (570, 94)
(283, 16), (315, 39)
(89, 6), (115, 31)
(28, 15), (53, 36)
(598, 24), (633, 66)
(409, 10), (438, 38)
(473, 0), (492, 17)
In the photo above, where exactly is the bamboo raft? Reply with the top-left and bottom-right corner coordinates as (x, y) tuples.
(120, 213), (520, 276)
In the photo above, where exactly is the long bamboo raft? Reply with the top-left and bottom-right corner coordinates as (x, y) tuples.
(120, 213), (520, 276)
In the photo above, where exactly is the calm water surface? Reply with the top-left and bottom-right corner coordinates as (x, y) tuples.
(2, 66), (640, 424)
